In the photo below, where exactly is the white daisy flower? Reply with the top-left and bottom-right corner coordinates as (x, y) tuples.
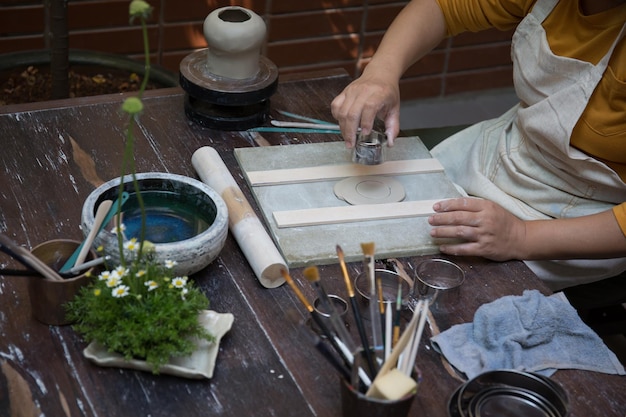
(98, 270), (111, 281)
(124, 238), (139, 253)
(144, 280), (158, 291)
(112, 285), (130, 298)
(164, 259), (178, 269)
(172, 276), (187, 288)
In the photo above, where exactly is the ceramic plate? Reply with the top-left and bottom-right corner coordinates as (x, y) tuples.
(83, 310), (234, 379)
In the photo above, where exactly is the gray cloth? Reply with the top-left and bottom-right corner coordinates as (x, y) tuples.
(431, 290), (626, 379)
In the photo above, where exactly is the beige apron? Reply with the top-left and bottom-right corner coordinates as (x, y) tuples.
(431, 0), (626, 290)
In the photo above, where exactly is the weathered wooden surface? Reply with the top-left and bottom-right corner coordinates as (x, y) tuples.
(0, 69), (624, 417)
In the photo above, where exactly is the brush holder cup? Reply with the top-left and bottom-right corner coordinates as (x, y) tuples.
(340, 376), (417, 417)
(28, 239), (97, 325)
(410, 259), (465, 313)
(308, 294), (349, 337)
(354, 269), (413, 320)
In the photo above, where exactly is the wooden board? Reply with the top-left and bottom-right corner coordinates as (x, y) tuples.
(234, 137), (462, 267)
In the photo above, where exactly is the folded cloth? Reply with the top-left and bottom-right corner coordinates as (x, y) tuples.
(431, 289), (626, 379)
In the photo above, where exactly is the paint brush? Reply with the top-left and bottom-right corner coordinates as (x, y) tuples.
(366, 300), (421, 397)
(361, 242), (383, 369)
(393, 275), (403, 348)
(336, 244), (377, 379)
(303, 265), (359, 354)
(305, 328), (351, 382)
(384, 303), (392, 361)
(377, 276), (385, 348)
(280, 269), (352, 370)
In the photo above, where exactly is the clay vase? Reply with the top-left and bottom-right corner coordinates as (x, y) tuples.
(203, 6), (267, 79)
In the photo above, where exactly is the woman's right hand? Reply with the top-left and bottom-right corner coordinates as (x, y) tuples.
(330, 69), (401, 148)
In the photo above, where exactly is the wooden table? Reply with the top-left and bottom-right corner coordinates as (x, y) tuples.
(0, 69), (624, 417)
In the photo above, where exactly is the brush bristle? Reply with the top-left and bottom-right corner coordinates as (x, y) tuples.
(336, 244), (345, 260)
(360, 242), (375, 256)
(303, 265), (320, 282)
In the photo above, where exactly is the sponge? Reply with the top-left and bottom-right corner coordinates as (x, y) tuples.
(367, 368), (418, 401)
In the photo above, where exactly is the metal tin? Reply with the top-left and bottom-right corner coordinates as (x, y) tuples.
(448, 370), (568, 417)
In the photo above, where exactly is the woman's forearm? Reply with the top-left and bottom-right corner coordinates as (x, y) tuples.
(521, 210), (626, 260)
(363, 0), (448, 82)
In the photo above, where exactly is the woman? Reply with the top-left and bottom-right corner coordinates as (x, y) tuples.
(331, 0), (626, 291)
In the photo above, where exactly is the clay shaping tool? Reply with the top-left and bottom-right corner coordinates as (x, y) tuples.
(60, 192), (128, 273)
(0, 233), (64, 281)
(74, 199), (113, 267)
(270, 120), (341, 130)
(365, 301), (421, 397)
(401, 299), (429, 376)
(336, 244), (378, 379)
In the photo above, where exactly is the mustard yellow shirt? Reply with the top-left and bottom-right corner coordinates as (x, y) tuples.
(436, 0), (626, 235)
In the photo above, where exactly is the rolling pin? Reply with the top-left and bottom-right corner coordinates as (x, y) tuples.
(191, 146), (287, 288)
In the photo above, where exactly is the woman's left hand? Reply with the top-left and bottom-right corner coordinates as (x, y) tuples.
(428, 197), (526, 261)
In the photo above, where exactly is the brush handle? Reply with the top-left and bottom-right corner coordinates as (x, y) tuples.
(75, 199), (112, 267)
(348, 295), (377, 379)
(311, 311), (352, 371)
(366, 302), (421, 396)
(311, 332), (351, 382)
(0, 234), (63, 281)
(313, 283), (359, 354)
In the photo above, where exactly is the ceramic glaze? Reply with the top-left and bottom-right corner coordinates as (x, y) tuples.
(81, 173), (228, 276)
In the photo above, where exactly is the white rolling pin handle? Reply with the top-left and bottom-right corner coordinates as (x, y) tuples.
(192, 146), (287, 288)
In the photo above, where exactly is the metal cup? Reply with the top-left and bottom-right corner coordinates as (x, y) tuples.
(411, 259), (465, 312)
(352, 130), (387, 165)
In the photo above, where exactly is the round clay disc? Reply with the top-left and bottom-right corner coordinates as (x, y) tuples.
(334, 175), (406, 205)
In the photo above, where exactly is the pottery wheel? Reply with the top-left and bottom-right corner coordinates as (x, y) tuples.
(334, 176), (406, 205)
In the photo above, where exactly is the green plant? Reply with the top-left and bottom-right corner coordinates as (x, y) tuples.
(66, 0), (213, 373)
(66, 241), (213, 372)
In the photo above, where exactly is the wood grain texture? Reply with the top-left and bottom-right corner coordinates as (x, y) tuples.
(0, 71), (623, 417)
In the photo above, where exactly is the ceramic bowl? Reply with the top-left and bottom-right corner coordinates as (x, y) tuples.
(81, 172), (229, 276)
(28, 239), (97, 325)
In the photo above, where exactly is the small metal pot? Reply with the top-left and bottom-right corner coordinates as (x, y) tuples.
(28, 239), (97, 325)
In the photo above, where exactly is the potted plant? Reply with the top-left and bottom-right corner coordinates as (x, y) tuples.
(65, 0), (232, 377)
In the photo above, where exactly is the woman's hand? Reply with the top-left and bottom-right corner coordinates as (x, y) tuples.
(428, 197), (527, 261)
(331, 71), (401, 148)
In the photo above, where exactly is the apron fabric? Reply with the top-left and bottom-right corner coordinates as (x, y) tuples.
(431, 0), (626, 291)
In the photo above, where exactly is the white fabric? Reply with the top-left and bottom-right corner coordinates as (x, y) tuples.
(431, 0), (626, 290)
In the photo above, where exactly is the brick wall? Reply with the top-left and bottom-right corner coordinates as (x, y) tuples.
(0, 0), (515, 101)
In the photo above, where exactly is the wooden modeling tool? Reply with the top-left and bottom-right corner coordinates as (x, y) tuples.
(0, 234), (64, 281)
(366, 301), (421, 397)
(74, 199), (112, 267)
(336, 244), (377, 379)
(60, 191), (128, 274)
(402, 299), (429, 376)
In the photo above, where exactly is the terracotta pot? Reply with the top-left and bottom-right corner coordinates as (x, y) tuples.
(28, 239), (97, 326)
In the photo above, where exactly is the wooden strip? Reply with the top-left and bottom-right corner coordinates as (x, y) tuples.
(246, 159), (443, 186)
(273, 200), (439, 228)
